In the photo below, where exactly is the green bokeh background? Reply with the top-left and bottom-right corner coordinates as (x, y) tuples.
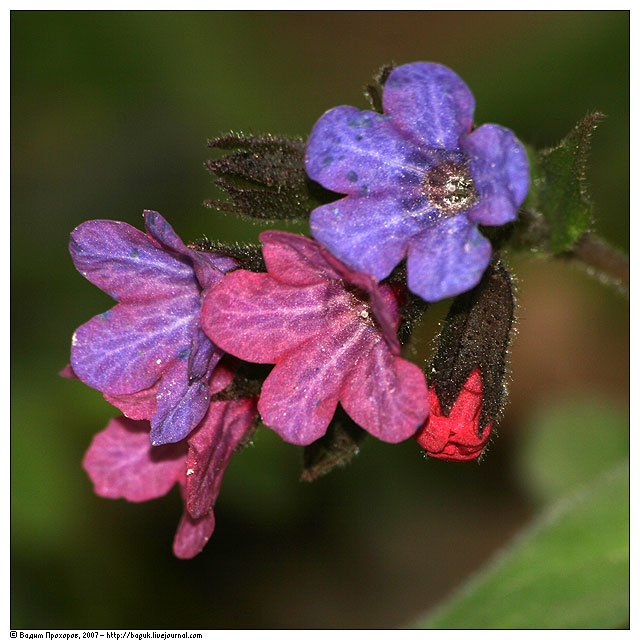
(11, 11), (629, 629)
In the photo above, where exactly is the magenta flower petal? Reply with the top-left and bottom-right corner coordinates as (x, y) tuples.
(340, 340), (429, 443)
(463, 124), (530, 226)
(261, 230), (342, 286)
(185, 397), (257, 518)
(305, 105), (426, 196)
(202, 270), (329, 363)
(208, 359), (237, 395)
(82, 417), (187, 502)
(264, 231), (402, 353)
(310, 193), (433, 282)
(59, 363), (78, 379)
(104, 382), (159, 421)
(71, 295), (198, 395)
(407, 216), (492, 302)
(203, 233), (429, 445)
(383, 62), (475, 150)
(258, 321), (363, 445)
(70, 220), (197, 303)
(173, 507), (215, 560)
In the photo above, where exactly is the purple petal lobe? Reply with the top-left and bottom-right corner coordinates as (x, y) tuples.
(407, 216), (491, 302)
(305, 105), (426, 195)
(191, 251), (239, 291)
(185, 398), (257, 518)
(202, 271), (330, 362)
(82, 417), (186, 502)
(149, 359), (212, 446)
(71, 295), (199, 395)
(340, 340), (428, 442)
(70, 219), (197, 303)
(258, 320), (367, 445)
(260, 230), (341, 286)
(383, 62), (475, 150)
(310, 193), (434, 281)
(173, 508), (215, 559)
(463, 123), (530, 225)
(143, 210), (191, 257)
(187, 326), (218, 381)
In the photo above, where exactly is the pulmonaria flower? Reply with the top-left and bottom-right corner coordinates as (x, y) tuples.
(69, 210), (237, 445)
(305, 62), (529, 302)
(414, 369), (493, 461)
(201, 231), (429, 446)
(83, 367), (258, 559)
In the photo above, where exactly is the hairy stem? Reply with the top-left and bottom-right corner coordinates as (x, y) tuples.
(568, 233), (629, 294)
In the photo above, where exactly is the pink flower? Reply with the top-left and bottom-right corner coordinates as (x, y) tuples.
(414, 369), (493, 461)
(201, 231), (428, 446)
(83, 369), (257, 558)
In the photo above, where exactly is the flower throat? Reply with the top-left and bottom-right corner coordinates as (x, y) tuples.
(423, 160), (478, 215)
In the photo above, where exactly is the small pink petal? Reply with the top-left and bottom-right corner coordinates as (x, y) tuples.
(82, 417), (186, 502)
(173, 508), (215, 559)
(59, 363), (78, 379)
(340, 339), (428, 442)
(104, 380), (159, 421)
(202, 270), (328, 362)
(260, 230), (341, 286)
(186, 397), (258, 518)
(258, 321), (363, 445)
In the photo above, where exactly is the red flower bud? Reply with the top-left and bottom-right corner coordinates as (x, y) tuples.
(414, 369), (493, 461)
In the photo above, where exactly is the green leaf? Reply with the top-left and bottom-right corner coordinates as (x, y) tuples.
(536, 112), (604, 253)
(412, 461), (629, 629)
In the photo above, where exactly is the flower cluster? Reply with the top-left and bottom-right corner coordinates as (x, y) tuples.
(65, 62), (526, 557)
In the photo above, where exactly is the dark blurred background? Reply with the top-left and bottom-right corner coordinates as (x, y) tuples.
(11, 11), (628, 629)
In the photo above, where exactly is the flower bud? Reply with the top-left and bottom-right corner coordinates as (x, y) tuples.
(415, 369), (493, 461)
(415, 258), (514, 461)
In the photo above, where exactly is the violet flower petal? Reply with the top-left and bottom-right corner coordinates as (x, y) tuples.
(463, 124), (530, 226)
(149, 358), (212, 446)
(70, 220), (197, 303)
(406, 216), (492, 302)
(202, 271), (329, 362)
(340, 340), (429, 442)
(310, 193), (434, 281)
(305, 105), (426, 196)
(383, 62), (475, 150)
(71, 295), (198, 395)
(82, 417), (186, 502)
(144, 210), (238, 291)
(144, 210), (191, 256)
(188, 326), (218, 381)
(185, 397), (257, 519)
(173, 507), (215, 560)
(257, 320), (366, 445)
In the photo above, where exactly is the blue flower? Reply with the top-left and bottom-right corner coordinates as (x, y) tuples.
(305, 62), (529, 302)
